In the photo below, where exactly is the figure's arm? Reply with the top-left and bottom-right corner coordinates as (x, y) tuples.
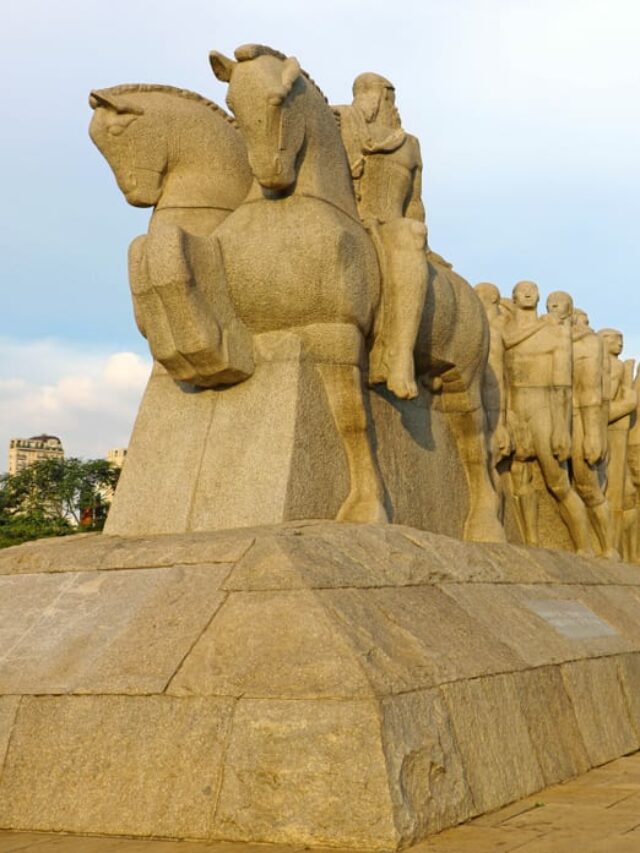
(493, 326), (512, 458)
(405, 139), (426, 223)
(550, 329), (573, 461)
(609, 359), (637, 422)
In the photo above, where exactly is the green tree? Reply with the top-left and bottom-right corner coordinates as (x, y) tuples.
(0, 457), (121, 548)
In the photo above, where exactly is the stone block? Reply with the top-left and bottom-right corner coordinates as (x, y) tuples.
(616, 652), (640, 738)
(168, 590), (374, 699)
(0, 699), (19, 772)
(212, 698), (397, 849)
(0, 528), (253, 577)
(514, 667), (590, 785)
(0, 696), (233, 838)
(318, 586), (525, 694)
(0, 566), (230, 694)
(441, 673), (545, 814)
(560, 657), (639, 765)
(379, 689), (475, 844)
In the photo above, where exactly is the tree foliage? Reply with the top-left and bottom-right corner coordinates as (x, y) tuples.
(0, 457), (121, 549)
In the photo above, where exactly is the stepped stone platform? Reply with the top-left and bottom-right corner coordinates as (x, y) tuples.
(1, 522), (640, 849)
(3, 751), (639, 851)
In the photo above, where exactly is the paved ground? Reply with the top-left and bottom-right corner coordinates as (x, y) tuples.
(2, 752), (640, 852)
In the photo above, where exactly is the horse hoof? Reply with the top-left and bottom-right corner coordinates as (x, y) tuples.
(337, 495), (389, 524)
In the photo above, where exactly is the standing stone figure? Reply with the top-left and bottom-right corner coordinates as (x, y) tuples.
(474, 283), (512, 480)
(546, 297), (617, 558)
(502, 281), (593, 554)
(598, 329), (637, 555)
(627, 364), (640, 560)
(335, 73), (427, 400)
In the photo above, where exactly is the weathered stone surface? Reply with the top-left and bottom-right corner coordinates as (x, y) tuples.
(318, 586), (525, 694)
(0, 698), (19, 772)
(0, 528), (253, 576)
(3, 522), (640, 848)
(168, 590), (373, 699)
(0, 566), (230, 694)
(561, 658), (639, 765)
(379, 689), (475, 844)
(441, 673), (545, 814)
(514, 667), (590, 785)
(617, 653), (640, 737)
(0, 696), (233, 838)
(213, 698), (397, 848)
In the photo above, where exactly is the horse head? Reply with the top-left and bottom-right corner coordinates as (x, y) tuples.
(89, 88), (168, 207)
(210, 45), (304, 193)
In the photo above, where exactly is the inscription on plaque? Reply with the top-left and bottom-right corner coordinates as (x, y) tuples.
(526, 600), (618, 640)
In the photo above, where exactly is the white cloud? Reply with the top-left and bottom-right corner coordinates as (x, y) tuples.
(0, 338), (151, 467)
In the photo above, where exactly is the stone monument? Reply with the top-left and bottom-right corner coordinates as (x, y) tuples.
(1, 42), (640, 852)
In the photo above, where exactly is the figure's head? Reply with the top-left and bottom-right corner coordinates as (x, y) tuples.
(89, 88), (167, 207)
(210, 44), (304, 192)
(599, 328), (624, 356)
(352, 72), (396, 124)
(572, 308), (590, 328)
(512, 280), (540, 310)
(474, 282), (501, 313)
(546, 290), (574, 322)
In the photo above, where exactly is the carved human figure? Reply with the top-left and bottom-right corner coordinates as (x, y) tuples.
(502, 281), (593, 554)
(545, 297), (617, 558)
(598, 329), (637, 555)
(474, 283), (511, 471)
(335, 73), (427, 400)
(627, 364), (640, 560)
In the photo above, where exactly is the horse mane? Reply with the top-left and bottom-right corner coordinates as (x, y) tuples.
(233, 44), (329, 105)
(95, 83), (238, 127)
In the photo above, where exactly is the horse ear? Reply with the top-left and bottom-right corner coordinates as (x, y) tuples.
(282, 57), (301, 94)
(209, 51), (236, 82)
(89, 89), (143, 115)
(89, 90), (118, 111)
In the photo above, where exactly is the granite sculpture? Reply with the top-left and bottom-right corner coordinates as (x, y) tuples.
(90, 43), (503, 542)
(4, 39), (640, 853)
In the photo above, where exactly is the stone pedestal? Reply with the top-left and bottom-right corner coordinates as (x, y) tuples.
(106, 331), (471, 539)
(1, 523), (639, 848)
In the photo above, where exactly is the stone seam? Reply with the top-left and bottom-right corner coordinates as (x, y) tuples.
(0, 651), (635, 702)
(558, 658), (639, 769)
(515, 664), (589, 788)
(0, 697), (22, 787)
(616, 651), (640, 741)
(185, 395), (220, 533)
(162, 588), (232, 693)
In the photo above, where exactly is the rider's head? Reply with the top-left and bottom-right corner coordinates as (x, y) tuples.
(353, 72), (396, 124)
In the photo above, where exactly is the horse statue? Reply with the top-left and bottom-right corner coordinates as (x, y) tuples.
(89, 49), (504, 541)
(89, 84), (254, 387)
(209, 44), (503, 540)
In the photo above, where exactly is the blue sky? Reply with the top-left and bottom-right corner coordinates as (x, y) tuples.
(2, 0), (640, 458)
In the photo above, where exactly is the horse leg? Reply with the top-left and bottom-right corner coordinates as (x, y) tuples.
(144, 224), (254, 387)
(435, 368), (506, 542)
(308, 324), (387, 523)
(128, 233), (195, 380)
(318, 363), (388, 523)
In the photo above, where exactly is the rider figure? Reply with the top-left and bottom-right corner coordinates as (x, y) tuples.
(335, 73), (427, 399)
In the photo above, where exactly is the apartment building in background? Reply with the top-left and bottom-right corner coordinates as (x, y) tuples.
(8, 435), (65, 475)
(106, 448), (127, 469)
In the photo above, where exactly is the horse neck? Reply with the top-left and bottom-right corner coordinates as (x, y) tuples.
(155, 100), (249, 213)
(293, 89), (359, 220)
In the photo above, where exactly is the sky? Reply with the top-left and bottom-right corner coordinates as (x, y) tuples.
(1, 0), (640, 462)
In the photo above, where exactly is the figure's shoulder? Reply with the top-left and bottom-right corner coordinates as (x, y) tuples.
(404, 132), (423, 163)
